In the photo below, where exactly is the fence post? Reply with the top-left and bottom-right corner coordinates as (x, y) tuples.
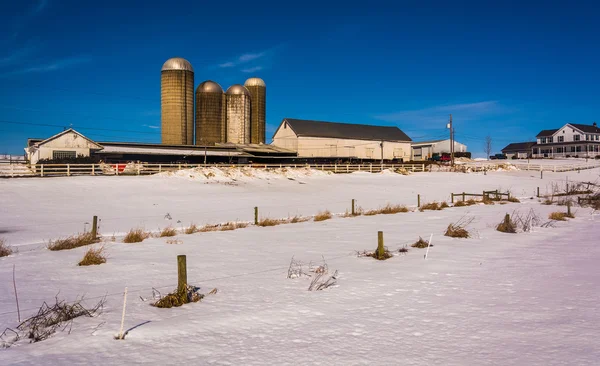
(417, 194), (421, 208)
(137, 165), (141, 176)
(254, 207), (258, 225)
(92, 216), (98, 238)
(177, 255), (187, 302)
(178, 164), (181, 171)
(40, 164), (44, 177)
(422, 163), (425, 172)
(92, 164), (95, 176)
(346, 164), (349, 173)
(537, 187), (540, 198)
(67, 164), (71, 177)
(377, 231), (384, 260)
(567, 201), (572, 217)
(369, 163), (373, 173)
(540, 171), (543, 179)
(351, 199), (355, 216)
(451, 193), (454, 203)
(462, 192), (465, 202)
(116, 165), (119, 176)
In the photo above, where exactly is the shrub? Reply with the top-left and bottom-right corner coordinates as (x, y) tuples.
(379, 204), (409, 214)
(48, 232), (99, 251)
(507, 196), (521, 203)
(357, 247), (393, 260)
(159, 227), (177, 237)
(184, 224), (199, 235)
(496, 214), (517, 233)
(364, 209), (379, 216)
(199, 224), (219, 232)
(257, 218), (283, 227)
(152, 285), (204, 308)
(440, 201), (449, 209)
(454, 200), (467, 207)
(549, 211), (574, 221)
(0, 238), (13, 257)
(123, 229), (150, 243)
(420, 202), (442, 211)
(444, 217), (473, 238)
(314, 210), (333, 222)
(411, 237), (431, 248)
(220, 222), (248, 231)
(290, 216), (310, 223)
(78, 247), (106, 266)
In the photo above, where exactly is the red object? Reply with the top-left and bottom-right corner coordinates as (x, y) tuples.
(112, 164), (126, 172)
(440, 155), (451, 161)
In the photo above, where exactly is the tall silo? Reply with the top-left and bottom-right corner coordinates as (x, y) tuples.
(195, 81), (226, 145)
(161, 57), (194, 145)
(244, 77), (266, 144)
(225, 84), (251, 144)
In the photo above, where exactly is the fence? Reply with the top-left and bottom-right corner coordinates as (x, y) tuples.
(450, 190), (511, 203)
(10, 162), (427, 178)
(464, 161), (600, 173)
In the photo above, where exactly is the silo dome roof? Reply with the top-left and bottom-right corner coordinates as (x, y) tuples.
(244, 77), (266, 87)
(226, 84), (251, 96)
(161, 57), (194, 72)
(197, 80), (224, 93)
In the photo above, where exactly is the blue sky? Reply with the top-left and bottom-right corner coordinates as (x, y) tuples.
(1, 0), (599, 156)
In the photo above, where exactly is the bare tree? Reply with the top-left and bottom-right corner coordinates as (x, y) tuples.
(484, 135), (493, 159)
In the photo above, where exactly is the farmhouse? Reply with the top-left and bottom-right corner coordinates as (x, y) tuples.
(271, 118), (412, 161)
(534, 122), (600, 158)
(411, 139), (468, 161)
(501, 142), (536, 159)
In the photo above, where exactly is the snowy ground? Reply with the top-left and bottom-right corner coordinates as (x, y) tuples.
(1, 167), (599, 365)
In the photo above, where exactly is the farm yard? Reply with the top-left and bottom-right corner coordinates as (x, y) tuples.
(1, 164), (599, 365)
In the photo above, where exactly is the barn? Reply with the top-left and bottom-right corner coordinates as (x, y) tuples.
(271, 118), (412, 162)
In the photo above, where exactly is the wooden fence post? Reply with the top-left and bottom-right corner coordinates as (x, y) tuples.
(537, 187), (540, 198)
(351, 199), (355, 216)
(91, 164), (95, 176)
(254, 207), (259, 225)
(451, 193), (454, 204)
(377, 231), (384, 260)
(67, 164), (71, 177)
(92, 216), (98, 238)
(462, 192), (466, 202)
(417, 194), (421, 208)
(369, 163), (372, 173)
(40, 164), (44, 177)
(116, 165), (119, 176)
(177, 255), (187, 302)
(567, 201), (572, 217)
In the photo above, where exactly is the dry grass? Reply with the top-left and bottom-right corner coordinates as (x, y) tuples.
(314, 210), (333, 222)
(290, 215), (310, 223)
(420, 202), (443, 211)
(439, 201), (449, 209)
(454, 200), (468, 207)
(184, 224), (199, 234)
(78, 246), (106, 266)
(379, 204), (410, 214)
(411, 237), (431, 248)
(48, 232), (99, 251)
(257, 217), (284, 227)
(482, 197), (496, 205)
(166, 239), (182, 244)
(152, 286), (204, 308)
(364, 209), (379, 216)
(0, 238), (13, 257)
(123, 228), (151, 243)
(199, 222), (248, 232)
(549, 211), (574, 221)
(159, 227), (177, 237)
(507, 196), (521, 203)
(496, 214), (517, 233)
(445, 224), (470, 238)
(542, 198), (554, 205)
(357, 247), (394, 260)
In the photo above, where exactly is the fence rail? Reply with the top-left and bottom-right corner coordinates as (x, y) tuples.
(3, 162), (427, 178)
(464, 161), (600, 173)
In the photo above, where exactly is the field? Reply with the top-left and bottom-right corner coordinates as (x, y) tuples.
(1, 165), (599, 365)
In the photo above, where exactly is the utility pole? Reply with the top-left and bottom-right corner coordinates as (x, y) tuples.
(447, 114), (454, 167)
(380, 141), (384, 166)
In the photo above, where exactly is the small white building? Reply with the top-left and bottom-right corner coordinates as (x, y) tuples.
(411, 139), (467, 161)
(25, 129), (104, 165)
(271, 118), (413, 161)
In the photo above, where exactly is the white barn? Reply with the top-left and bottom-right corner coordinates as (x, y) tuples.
(25, 129), (103, 165)
(271, 118), (413, 161)
(411, 139), (467, 161)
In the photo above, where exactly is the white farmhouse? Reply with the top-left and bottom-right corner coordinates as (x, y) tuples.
(411, 139), (467, 161)
(271, 118), (412, 161)
(534, 122), (600, 158)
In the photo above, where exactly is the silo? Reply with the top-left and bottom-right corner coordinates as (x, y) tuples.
(225, 84), (251, 144)
(244, 77), (266, 144)
(161, 57), (194, 145)
(195, 81), (226, 145)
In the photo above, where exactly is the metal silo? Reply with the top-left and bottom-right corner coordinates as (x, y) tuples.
(195, 81), (226, 145)
(244, 77), (266, 144)
(225, 84), (251, 144)
(161, 57), (194, 145)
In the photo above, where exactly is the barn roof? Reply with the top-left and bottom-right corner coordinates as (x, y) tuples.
(501, 142), (536, 153)
(280, 118), (412, 142)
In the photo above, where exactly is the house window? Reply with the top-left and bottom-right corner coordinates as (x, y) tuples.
(585, 134), (590, 141)
(283, 122), (287, 129)
(52, 150), (76, 160)
(541, 137), (546, 143)
(570, 146), (576, 153)
(576, 146), (582, 152)
(548, 137), (553, 143)
(558, 136), (564, 142)
(596, 135), (599, 141)
(574, 135), (581, 141)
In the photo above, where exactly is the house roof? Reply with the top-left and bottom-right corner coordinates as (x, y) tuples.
(536, 129), (559, 137)
(570, 123), (600, 134)
(280, 118), (412, 142)
(33, 129), (103, 149)
(501, 142), (536, 153)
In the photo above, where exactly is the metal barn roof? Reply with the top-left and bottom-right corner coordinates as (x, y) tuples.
(281, 118), (412, 142)
(501, 142), (536, 153)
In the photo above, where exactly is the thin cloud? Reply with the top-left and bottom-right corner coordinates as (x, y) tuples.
(218, 62), (235, 68)
(1, 56), (91, 77)
(143, 124), (160, 129)
(242, 66), (263, 73)
(217, 50), (268, 68)
(0, 45), (38, 66)
(374, 101), (506, 128)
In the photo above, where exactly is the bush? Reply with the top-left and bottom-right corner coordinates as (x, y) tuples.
(257, 218), (284, 227)
(152, 285), (204, 308)
(440, 201), (449, 209)
(379, 204), (409, 214)
(290, 216), (310, 223)
(159, 227), (177, 237)
(123, 229), (151, 243)
(411, 237), (431, 248)
(420, 202), (442, 211)
(444, 217), (473, 238)
(454, 200), (468, 207)
(0, 238), (13, 257)
(357, 247), (393, 260)
(496, 214), (517, 233)
(220, 222), (249, 231)
(48, 232), (99, 251)
(184, 224), (199, 234)
(78, 247), (106, 266)
(549, 211), (574, 221)
(507, 196), (521, 203)
(314, 210), (333, 222)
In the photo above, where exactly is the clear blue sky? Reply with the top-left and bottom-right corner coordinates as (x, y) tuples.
(1, 0), (598, 156)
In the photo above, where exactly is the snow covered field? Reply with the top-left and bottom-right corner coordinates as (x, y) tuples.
(1, 167), (599, 365)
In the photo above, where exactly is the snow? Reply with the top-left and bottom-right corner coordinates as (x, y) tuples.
(1, 167), (599, 365)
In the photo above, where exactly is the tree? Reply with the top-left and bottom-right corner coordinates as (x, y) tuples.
(484, 135), (493, 159)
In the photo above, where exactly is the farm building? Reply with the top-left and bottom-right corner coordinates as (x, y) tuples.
(533, 122), (600, 158)
(411, 139), (467, 161)
(271, 118), (412, 161)
(25, 129), (295, 164)
(501, 142), (536, 159)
